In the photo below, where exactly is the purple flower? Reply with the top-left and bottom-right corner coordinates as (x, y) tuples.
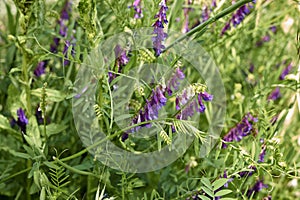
(176, 87), (213, 120)
(270, 25), (277, 33)
(197, 94), (206, 113)
(35, 105), (51, 125)
(200, 91), (213, 101)
(267, 87), (281, 101)
(249, 63), (254, 73)
(221, 1), (255, 35)
(221, 22), (231, 36)
(238, 165), (257, 177)
(109, 45), (129, 83)
(258, 145), (266, 163)
(182, 0), (193, 33)
(51, 0), (73, 56)
(131, 0), (143, 19)
(115, 45), (129, 68)
(166, 67), (185, 95)
(50, 37), (60, 53)
(152, 0), (168, 56)
(223, 170), (234, 188)
(201, 6), (209, 23)
(279, 63), (292, 80)
(222, 113), (257, 148)
(16, 108), (28, 134)
(122, 86), (168, 141)
(122, 67), (185, 141)
(247, 179), (268, 198)
(34, 61), (47, 77)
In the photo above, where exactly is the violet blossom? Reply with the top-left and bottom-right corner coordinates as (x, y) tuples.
(34, 61), (47, 77)
(221, 1), (256, 36)
(109, 45), (129, 83)
(279, 62), (292, 80)
(152, 0), (168, 56)
(182, 0), (192, 33)
(222, 113), (258, 148)
(247, 179), (268, 198)
(131, 0), (143, 19)
(267, 87), (281, 101)
(16, 108), (28, 134)
(122, 67), (185, 141)
(34, 0), (73, 76)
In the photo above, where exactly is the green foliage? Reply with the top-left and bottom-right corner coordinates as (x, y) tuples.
(0, 0), (299, 199)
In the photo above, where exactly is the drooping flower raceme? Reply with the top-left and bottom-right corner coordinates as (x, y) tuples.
(122, 67), (185, 141)
(222, 113), (258, 148)
(152, 0), (168, 56)
(221, 1), (256, 36)
(34, 0), (73, 76)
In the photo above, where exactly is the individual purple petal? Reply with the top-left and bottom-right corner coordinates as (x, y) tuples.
(197, 94), (206, 113)
(200, 91), (213, 101)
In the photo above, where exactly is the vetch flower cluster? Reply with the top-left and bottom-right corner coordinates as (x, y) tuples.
(182, 0), (193, 33)
(256, 26), (277, 47)
(222, 113), (258, 148)
(34, 0), (74, 76)
(108, 45), (130, 83)
(152, 0), (168, 56)
(16, 108), (28, 134)
(268, 61), (293, 101)
(131, 0), (143, 19)
(221, 1), (256, 36)
(122, 67), (185, 141)
(247, 179), (268, 198)
(175, 87), (213, 120)
(201, 0), (217, 23)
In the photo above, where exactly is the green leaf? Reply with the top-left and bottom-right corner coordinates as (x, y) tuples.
(201, 177), (212, 190)
(0, 114), (21, 139)
(31, 88), (66, 102)
(27, 116), (42, 148)
(198, 195), (210, 200)
(43, 123), (68, 137)
(215, 189), (232, 197)
(212, 178), (229, 191)
(8, 150), (31, 159)
(201, 186), (214, 198)
(43, 161), (59, 170)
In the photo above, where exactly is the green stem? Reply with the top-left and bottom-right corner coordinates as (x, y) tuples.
(0, 167), (31, 183)
(163, 0), (253, 53)
(53, 157), (100, 178)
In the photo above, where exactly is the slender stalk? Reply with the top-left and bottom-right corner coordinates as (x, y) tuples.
(163, 0), (253, 53)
